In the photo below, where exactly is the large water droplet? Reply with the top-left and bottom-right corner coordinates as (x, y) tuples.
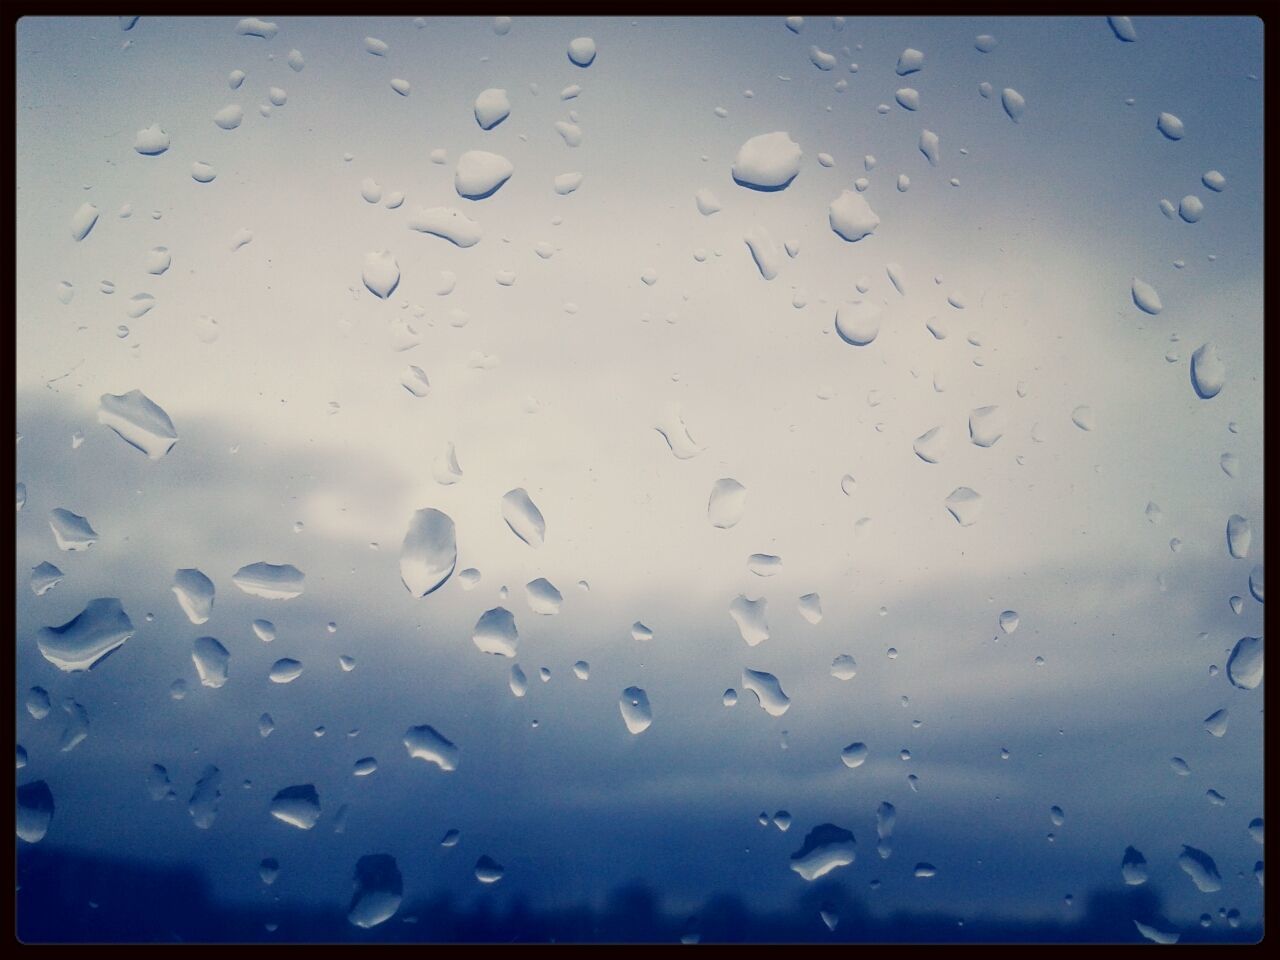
(400, 508), (457, 597)
(729, 595), (769, 646)
(362, 251), (400, 299)
(732, 132), (802, 190)
(403, 725), (458, 771)
(232, 562), (305, 600)
(835, 301), (882, 346)
(501, 488), (545, 547)
(828, 190), (879, 242)
(790, 823), (856, 880)
(1226, 636), (1262, 690)
(1178, 845), (1222, 892)
(172, 568), (215, 624)
(741, 668), (790, 716)
(48, 508), (97, 551)
(707, 478), (747, 528)
(472, 607), (518, 657)
(1001, 88), (1026, 122)
(37, 598), (133, 672)
(17, 781), (54, 843)
(968, 405), (1006, 447)
(347, 854), (402, 929)
(841, 742), (869, 768)
(192, 636), (230, 688)
(525, 578), (562, 615)
(567, 37), (596, 67)
(1131, 278), (1163, 314)
(98, 390), (178, 459)
(269, 659), (303, 683)
(134, 123), (170, 155)
(455, 150), (514, 200)
(1227, 515), (1252, 559)
(619, 686), (653, 734)
(188, 766), (222, 829)
(944, 487), (983, 526)
(1190, 343), (1226, 399)
(474, 88), (511, 129)
(270, 784), (321, 829)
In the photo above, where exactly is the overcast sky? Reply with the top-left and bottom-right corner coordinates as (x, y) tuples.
(16, 15), (1263, 939)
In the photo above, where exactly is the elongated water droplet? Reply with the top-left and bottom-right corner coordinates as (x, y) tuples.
(408, 207), (482, 247)
(347, 854), (402, 929)
(70, 202), (99, 241)
(1249, 564), (1263, 603)
(1226, 636), (1262, 690)
(1178, 845), (1222, 892)
(188, 766), (222, 829)
(1001, 88), (1026, 122)
(172, 569), (214, 624)
(1190, 343), (1226, 398)
(919, 129), (940, 166)
(741, 668), (790, 715)
(790, 823), (856, 880)
(1204, 708), (1229, 737)
(1131, 277), (1162, 314)
(268, 659), (303, 684)
(1227, 515), (1251, 559)
(232, 562), (305, 599)
(707, 478), (747, 528)
(1157, 112), (1185, 140)
(192, 636), (230, 688)
(748, 554), (781, 576)
(798, 593), (823, 624)
(729, 595), (769, 646)
(37, 598), (133, 672)
(744, 225), (781, 280)
(98, 390), (178, 459)
(501, 488), (545, 547)
(403, 725), (459, 771)
(655, 404), (703, 459)
(17, 781), (54, 843)
(619, 686), (653, 734)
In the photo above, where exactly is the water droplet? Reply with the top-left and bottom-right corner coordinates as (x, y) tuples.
(214, 103), (244, 130)
(403, 725), (459, 771)
(828, 190), (880, 241)
(17, 781), (54, 843)
(732, 132), (802, 190)
(259, 714), (274, 737)
(742, 668), (790, 715)
(270, 784), (320, 829)
(1190, 343), (1226, 399)
(619, 686), (653, 734)
(1157, 112), (1185, 140)
(831, 655), (857, 680)
(1131, 278), (1163, 315)
(841, 742), (869, 768)
(360, 250), (400, 299)
(567, 37), (596, 67)
(70, 202), (99, 241)
(37, 598), (133, 672)
(172, 569), (215, 624)
(188, 766), (222, 829)
(408, 206), (482, 247)
(474, 88), (511, 129)
(1071, 405), (1096, 431)
(790, 823), (856, 880)
(192, 636), (230, 688)
(98, 390), (178, 459)
(525, 578), (562, 615)
(29, 562), (64, 597)
(729, 595), (769, 646)
(232, 562), (305, 600)
(969, 405), (1006, 447)
(798, 593), (823, 624)
(399, 508), (456, 597)
(1226, 636), (1262, 689)
(472, 607), (518, 657)
(895, 87), (920, 110)
(1227, 514), (1251, 559)
(501, 488), (545, 547)
(840, 474), (857, 496)
(455, 150), (514, 200)
(133, 122), (170, 156)
(919, 129), (940, 166)
(835, 301), (882, 346)
(347, 854), (402, 929)
(748, 554), (782, 577)
(1178, 845), (1223, 892)
(1204, 708), (1229, 737)
(654, 404), (703, 458)
(944, 487), (983, 526)
(268, 659), (303, 684)
(914, 863), (938, 878)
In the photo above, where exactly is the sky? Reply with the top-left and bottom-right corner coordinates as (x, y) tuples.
(14, 15), (1264, 941)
